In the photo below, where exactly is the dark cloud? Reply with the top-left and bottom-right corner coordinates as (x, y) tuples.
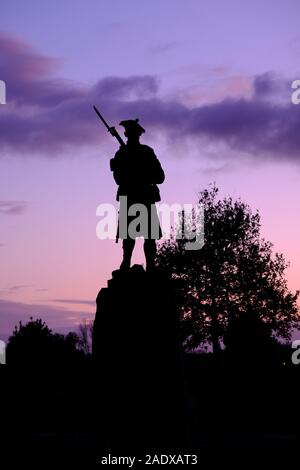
(253, 72), (279, 98)
(0, 31), (65, 107)
(0, 284), (32, 295)
(7, 284), (31, 292)
(0, 201), (27, 215)
(0, 32), (158, 154)
(92, 76), (158, 100)
(0, 32), (299, 162)
(187, 98), (300, 158)
(0, 298), (94, 340)
(51, 298), (95, 306)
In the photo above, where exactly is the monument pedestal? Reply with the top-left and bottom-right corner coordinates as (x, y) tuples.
(92, 265), (186, 453)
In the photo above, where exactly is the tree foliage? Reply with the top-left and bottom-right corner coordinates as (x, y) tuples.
(77, 320), (93, 355)
(6, 317), (83, 365)
(157, 185), (299, 352)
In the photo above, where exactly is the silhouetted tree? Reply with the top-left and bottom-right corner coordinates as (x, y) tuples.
(224, 309), (281, 371)
(6, 317), (83, 366)
(157, 185), (299, 352)
(77, 320), (93, 355)
(7, 317), (53, 365)
(5, 318), (92, 442)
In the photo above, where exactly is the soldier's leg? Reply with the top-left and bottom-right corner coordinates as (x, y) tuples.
(120, 238), (135, 271)
(144, 239), (156, 272)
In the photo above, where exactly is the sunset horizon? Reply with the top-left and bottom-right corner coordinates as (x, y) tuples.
(1, 0), (300, 340)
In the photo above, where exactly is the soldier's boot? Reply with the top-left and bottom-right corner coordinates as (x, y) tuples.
(144, 239), (157, 272)
(120, 238), (135, 271)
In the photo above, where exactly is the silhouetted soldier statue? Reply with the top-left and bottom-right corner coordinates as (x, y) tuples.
(110, 119), (165, 272)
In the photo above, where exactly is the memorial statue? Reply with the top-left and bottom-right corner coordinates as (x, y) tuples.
(93, 106), (165, 272)
(110, 119), (165, 272)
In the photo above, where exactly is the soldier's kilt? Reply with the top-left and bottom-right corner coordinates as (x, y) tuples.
(116, 200), (162, 241)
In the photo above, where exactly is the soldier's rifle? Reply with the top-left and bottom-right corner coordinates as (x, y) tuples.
(93, 105), (125, 148)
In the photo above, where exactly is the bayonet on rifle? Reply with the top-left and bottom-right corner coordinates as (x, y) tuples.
(93, 105), (125, 147)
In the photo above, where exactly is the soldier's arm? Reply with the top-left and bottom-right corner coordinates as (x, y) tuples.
(110, 149), (125, 185)
(149, 149), (165, 184)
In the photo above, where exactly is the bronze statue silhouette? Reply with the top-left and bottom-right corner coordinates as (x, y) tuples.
(110, 119), (165, 271)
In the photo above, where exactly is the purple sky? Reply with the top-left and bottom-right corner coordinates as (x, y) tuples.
(1, 0), (300, 339)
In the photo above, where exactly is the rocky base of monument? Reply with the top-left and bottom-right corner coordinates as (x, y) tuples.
(92, 265), (186, 453)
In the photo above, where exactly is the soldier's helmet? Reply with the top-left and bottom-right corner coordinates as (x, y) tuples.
(119, 119), (145, 136)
